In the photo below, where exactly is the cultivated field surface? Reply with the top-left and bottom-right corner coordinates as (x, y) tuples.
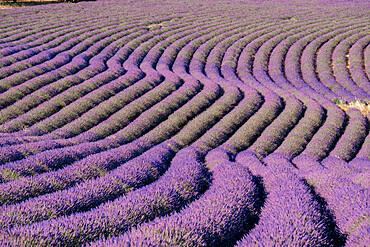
(0, 0), (369, 246)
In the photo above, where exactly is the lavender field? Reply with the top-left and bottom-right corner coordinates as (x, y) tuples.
(0, 0), (369, 246)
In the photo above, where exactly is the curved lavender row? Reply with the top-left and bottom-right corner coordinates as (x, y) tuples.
(300, 22), (367, 102)
(252, 20), (325, 98)
(0, 83), (221, 205)
(274, 100), (325, 160)
(0, 21), (80, 51)
(92, 157), (262, 246)
(262, 20), (368, 162)
(0, 147), (209, 247)
(0, 22), (205, 145)
(0, 72), (158, 157)
(268, 23), (331, 99)
(222, 91), (283, 153)
(0, 3), (159, 49)
(237, 159), (343, 246)
(13, 23), (195, 135)
(65, 77), (185, 143)
(0, 82), (249, 229)
(332, 33), (370, 95)
(348, 35), (370, 93)
(0, 76), (203, 182)
(0, 24), (145, 111)
(0, 25), (126, 100)
(0, 10), (168, 77)
(0, 140), (177, 229)
(0, 7), (135, 47)
(234, 18), (331, 105)
(268, 20), (366, 103)
(302, 164), (370, 242)
(0, 15), (106, 53)
(171, 85), (242, 147)
(261, 23), (338, 160)
(41, 69), (150, 140)
(316, 26), (369, 101)
(0, 21), (132, 93)
(0, 18), (113, 77)
(248, 97), (304, 159)
(60, 12), (249, 144)
(294, 105), (346, 162)
(0, 28), (148, 132)
(0, 73), (185, 165)
(326, 108), (367, 162)
(190, 21), (287, 154)
(0, 4), (101, 45)
(256, 20), (367, 109)
(0, 78), (247, 227)
(353, 113), (370, 160)
(0, 16), (229, 137)
(0, 1), (368, 245)
(192, 87), (263, 153)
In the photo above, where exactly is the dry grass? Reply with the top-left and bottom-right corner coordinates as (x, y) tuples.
(337, 102), (370, 116)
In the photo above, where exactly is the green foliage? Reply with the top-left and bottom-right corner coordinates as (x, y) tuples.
(332, 98), (346, 105)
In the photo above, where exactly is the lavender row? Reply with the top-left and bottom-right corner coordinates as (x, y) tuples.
(0, 20), (81, 50)
(316, 26), (369, 101)
(0, 23), (143, 101)
(299, 160), (369, 245)
(192, 86), (263, 153)
(248, 97), (304, 159)
(0, 82), (221, 204)
(274, 100), (325, 160)
(0, 71), (162, 162)
(326, 108), (367, 162)
(0, 16), (217, 143)
(0, 71), (160, 158)
(252, 20), (324, 97)
(300, 22), (366, 102)
(171, 85), (242, 148)
(93, 154), (262, 246)
(222, 91), (283, 153)
(354, 113), (370, 160)
(348, 35), (370, 95)
(0, 28), (147, 131)
(0, 17), (113, 74)
(236, 21), (311, 96)
(0, 140), (177, 229)
(269, 20), (356, 103)
(11, 22), (193, 135)
(236, 154), (343, 246)
(0, 147), (209, 247)
(332, 32), (370, 95)
(0, 2), (157, 47)
(0, 81), (248, 228)
(0, 21), (126, 86)
(296, 105), (346, 161)
(0, 16), (220, 135)
(0, 76), (196, 181)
